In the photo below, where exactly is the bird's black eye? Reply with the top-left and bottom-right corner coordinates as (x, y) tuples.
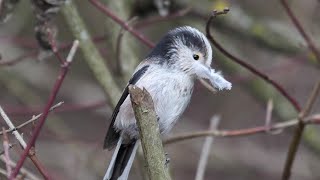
(193, 54), (199, 60)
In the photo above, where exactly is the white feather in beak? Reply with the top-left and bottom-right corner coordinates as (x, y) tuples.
(193, 61), (232, 90)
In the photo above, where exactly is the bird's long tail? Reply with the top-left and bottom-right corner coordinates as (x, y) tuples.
(103, 135), (138, 180)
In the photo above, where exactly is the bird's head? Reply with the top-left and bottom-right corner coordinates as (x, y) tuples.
(147, 26), (231, 91)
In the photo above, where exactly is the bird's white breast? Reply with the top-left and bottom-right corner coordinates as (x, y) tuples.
(114, 66), (194, 138)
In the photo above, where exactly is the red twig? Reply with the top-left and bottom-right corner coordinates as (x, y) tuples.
(88, 0), (155, 48)
(28, 153), (50, 180)
(205, 9), (301, 112)
(48, 30), (65, 64)
(280, 0), (320, 64)
(164, 114), (320, 145)
(282, 81), (320, 180)
(10, 40), (80, 179)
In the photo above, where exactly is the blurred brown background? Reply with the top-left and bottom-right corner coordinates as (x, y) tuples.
(0, 0), (320, 179)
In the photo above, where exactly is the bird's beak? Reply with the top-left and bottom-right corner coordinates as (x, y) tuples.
(193, 61), (232, 91)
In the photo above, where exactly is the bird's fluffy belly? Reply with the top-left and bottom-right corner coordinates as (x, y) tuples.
(114, 70), (193, 139)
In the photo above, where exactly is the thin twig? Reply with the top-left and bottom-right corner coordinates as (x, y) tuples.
(265, 99), (273, 126)
(89, 0), (155, 48)
(195, 116), (220, 180)
(265, 99), (279, 134)
(282, 80), (320, 180)
(0, 156), (40, 180)
(0, 106), (51, 179)
(0, 102), (64, 135)
(0, 106), (27, 148)
(2, 127), (12, 178)
(205, 8), (301, 112)
(10, 40), (79, 179)
(163, 113), (320, 145)
(279, 0), (320, 64)
(48, 29), (65, 64)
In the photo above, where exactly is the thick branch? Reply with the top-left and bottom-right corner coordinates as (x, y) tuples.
(61, 1), (121, 107)
(129, 85), (171, 180)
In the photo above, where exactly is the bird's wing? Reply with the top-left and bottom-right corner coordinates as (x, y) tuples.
(104, 65), (150, 149)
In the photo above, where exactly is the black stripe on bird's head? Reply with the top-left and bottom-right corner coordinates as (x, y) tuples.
(147, 26), (212, 67)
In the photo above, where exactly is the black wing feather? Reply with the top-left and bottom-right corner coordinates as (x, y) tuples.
(104, 65), (150, 149)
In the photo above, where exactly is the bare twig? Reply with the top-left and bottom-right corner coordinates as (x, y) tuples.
(282, 81), (320, 180)
(280, 0), (320, 64)
(0, 106), (27, 148)
(2, 127), (12, 178)
(0, 102), (64, 135)
(265, 99), (278, 134)
(265, 99), (273, 126)
(48, 29), (65, 64)
(195, 116), (220, 180)
(0, 106), (51, 179)
(89, 0), (155, 48)
(14, 102), (63, 133)
(163, 114), (320, 145)
(205, 8), (301, 112)
(0, 156), (40, 180)
(10, 40), (79, 179)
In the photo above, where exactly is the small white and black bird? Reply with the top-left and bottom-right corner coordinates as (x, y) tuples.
(103, 26), (232, 180)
